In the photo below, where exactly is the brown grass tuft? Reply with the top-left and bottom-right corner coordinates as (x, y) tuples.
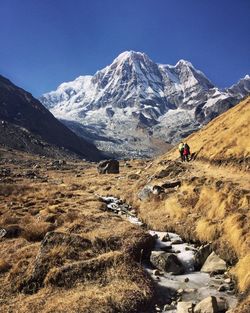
(22, 222), (55, 242)
(0, 258), (11, 273)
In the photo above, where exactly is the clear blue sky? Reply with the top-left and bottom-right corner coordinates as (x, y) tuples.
(0, 0), (249, 96)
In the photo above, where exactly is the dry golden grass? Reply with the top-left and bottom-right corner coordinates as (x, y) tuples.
(231, 254), (250, 292)
(164, 96), (250, 166)
(22, 222), (55, 242)
(0, 151), (154, 312)
(0, 98), (249, 311)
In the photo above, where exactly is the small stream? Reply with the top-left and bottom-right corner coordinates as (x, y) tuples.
(100, 196), (238, 312)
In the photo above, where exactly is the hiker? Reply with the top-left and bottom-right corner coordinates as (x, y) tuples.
(183, 142), (190, 161)
(178, 142), (185, 161)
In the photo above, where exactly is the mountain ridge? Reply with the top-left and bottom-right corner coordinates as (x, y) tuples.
(0, 74), (103, 160)
(40, 51), (250, 158)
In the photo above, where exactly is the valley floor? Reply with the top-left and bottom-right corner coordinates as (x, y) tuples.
(0, 147), (249, 312)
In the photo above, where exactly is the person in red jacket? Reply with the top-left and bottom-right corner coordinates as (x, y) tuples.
(183, 142), (190, 161)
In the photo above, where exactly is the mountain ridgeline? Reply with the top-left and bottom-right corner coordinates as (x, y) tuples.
(40, 51), (250, 158)
(0, 75), (103, 160)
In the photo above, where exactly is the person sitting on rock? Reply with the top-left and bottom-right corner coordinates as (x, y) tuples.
(178, 142), (185, 161)
(183, 142), (190, 161)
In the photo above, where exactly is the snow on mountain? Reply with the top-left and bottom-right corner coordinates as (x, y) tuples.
(40, 51), (250, 158)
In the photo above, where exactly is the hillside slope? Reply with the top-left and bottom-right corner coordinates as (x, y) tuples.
(165, 96), (250, 168)
(0, 75), (102, 161)
(105, 97), (250, 311)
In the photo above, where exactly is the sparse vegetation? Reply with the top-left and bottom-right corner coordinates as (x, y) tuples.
(0, 98), (249, 312)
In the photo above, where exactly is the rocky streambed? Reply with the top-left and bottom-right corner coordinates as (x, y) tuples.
(100, 196), (238, 313)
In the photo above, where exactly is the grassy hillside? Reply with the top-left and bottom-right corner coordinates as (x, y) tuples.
(108, 98), (250, 312)
(166, 96), (250, 168)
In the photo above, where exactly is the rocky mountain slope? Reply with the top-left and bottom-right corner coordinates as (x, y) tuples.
(40, 51), (250, 158)
(0, 75), (103, 160)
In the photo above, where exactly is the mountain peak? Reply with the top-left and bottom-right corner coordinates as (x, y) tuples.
(175, 59), (194, 68)
(114, 50), (150, 63)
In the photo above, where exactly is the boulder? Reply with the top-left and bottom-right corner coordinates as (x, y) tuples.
(150, 251), (185, 274)
(152, 185), (165, 195)
(97, 159), (119, 174)
(216, 297), (229, 312)
(194, 244), (212, 270)
(194, 296), (219, 313)
(201, 252), (227, 273)
(177, 301), (195, 313)
(160, 233), (170, 242)
(138, 185), (153, 201)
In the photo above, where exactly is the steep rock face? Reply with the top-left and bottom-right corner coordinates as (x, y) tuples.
(0, 75), (102, 160)
(40, 51), (250, 158)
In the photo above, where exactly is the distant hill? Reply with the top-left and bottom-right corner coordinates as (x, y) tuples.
(0, 75), (103, 161)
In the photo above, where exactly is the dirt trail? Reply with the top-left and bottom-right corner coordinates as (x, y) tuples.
(188, 160), (250, 189)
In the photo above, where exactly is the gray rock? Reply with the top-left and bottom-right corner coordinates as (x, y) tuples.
(150, 251), (185, 274)
(163, 303), (176, 311)
(216, 297), (229, 312)
(194, 296), (219, 313)
(138, 185), (153, 200)
(201, 252), (227, 274)
(160, 233), (170, 242)
(194, 243), (212, 270)
(177, 301), (195, 313)
(97, 159), (119, 174)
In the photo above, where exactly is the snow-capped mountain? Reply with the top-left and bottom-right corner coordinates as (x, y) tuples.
(40, 51), (250, 158)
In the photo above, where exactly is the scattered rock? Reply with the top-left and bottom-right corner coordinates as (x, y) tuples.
(97, 159), (119, 174)
(162, 180), (181, 189)
(176, 301), (195, 313)
(171, 238), (183, 244)
(152, 185), (165, 195)
(184, 288), (197, 293)
(4, 225), (23, 238)
(150, 251), (185, 274)
(224, 278), (231, 284)
(184, 277), (189, 282)
(218, 284), (227, 292)
(127, 173), (140, 180)
(193, 243), (212, 270)
(194, 296), (218, 313)
(160, 233), (170, 242)
(177, 288), (184, 295)
(201, 252), (227, 274)
(153, 269), (160, 276)
(138, 185), (153, 201)
(216, 297), (229, 312)
(163, 303), (176, 311)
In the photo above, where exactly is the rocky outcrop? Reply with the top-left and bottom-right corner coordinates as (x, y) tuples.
(97, 159), (119, 174)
